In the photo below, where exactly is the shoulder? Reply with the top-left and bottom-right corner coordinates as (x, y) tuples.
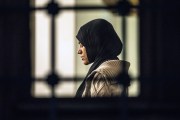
(88, 71), (110, 97)
(88, 71), (124, 97)
(90, 60), (130, 78)
(85, 60), (130, 97)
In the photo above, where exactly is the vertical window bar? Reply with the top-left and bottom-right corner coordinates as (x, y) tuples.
(50, 0), (57, 74)
(51, 14), (56, 74)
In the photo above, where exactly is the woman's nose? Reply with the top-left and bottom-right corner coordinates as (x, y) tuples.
(77, 49), (82, 54)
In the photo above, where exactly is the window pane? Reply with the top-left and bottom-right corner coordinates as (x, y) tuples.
(55, 3), (76, 97)
(126, 16), (140, 97)
(34, 11), (51, 78)
(32, 0), (76, 98)
(34, 0), (50, 7)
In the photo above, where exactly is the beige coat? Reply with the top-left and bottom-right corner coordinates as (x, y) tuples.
(82, 60), (130, 97)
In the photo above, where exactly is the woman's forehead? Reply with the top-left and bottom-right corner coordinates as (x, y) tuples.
(78, 41), (85, 46)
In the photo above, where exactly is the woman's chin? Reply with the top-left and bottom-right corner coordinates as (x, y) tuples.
(83, 61), (89, 65)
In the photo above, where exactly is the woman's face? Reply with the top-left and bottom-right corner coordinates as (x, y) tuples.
(77, 42), (89, 65)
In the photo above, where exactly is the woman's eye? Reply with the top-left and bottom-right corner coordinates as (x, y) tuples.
(80, 44), (83, 48)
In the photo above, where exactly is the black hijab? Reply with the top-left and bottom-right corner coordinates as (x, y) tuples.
(75, 18), (123, 97)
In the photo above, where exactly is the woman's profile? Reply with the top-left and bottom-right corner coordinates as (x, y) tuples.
(75, 18), (130, 97)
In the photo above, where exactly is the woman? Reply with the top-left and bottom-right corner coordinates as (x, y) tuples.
(75, 18), (130, 97)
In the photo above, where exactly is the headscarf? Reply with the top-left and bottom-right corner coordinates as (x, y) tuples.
(75, 18), (123, 97)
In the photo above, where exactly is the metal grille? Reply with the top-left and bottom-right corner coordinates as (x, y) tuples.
(31, 0), (139, 97)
